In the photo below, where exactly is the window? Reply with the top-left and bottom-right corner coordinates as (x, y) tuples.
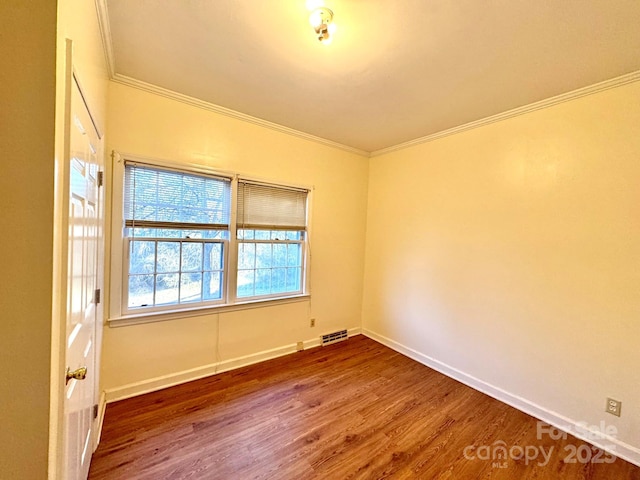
(118, 159), (309, 316)
(124, 163), (231, 311)
(236, 181), (307, 299)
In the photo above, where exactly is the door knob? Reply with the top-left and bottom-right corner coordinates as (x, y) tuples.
(66, 366), (87, 385)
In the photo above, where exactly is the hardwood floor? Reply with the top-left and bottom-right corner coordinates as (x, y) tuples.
(89, 335), (640, 479)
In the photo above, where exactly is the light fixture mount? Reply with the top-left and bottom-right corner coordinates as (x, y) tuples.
(309, 7), (334, 43)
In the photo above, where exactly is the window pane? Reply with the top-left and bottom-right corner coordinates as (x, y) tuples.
(205, 243), (223, 270)
(128, 274), (154, 307)
(286, 267), (302, 292)
(129, 227), (165, 238)
(254, 230), (270, 240)
(237, 270), (255, 297)
(155, 273), (179, 305)
(239, 229), (254, 240)
(273, 244), (287, 267)
(287, 244), (301, 267)
(255, 244), (272, 268)
(157, 242), (180, 273)
(255, 269), (271, 296)
(271, 230), (286, 240)
(184, 230), (228, 240)
(204, 271), (222, 300)
(236, 240), (303, 299)
(154, 228), (182, 238)
(285, 231), (301, 241)
(272, 268), (286, 293)
(130, 241), (155, 274)
(238, 243), (255, 269)
(180, 272), (202, 303)
(181, 242), (203, 272)
(129, 227), (228, 240)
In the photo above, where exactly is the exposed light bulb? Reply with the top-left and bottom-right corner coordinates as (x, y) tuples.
(309, 12), (321, 28)
(309, 8), (326, 28)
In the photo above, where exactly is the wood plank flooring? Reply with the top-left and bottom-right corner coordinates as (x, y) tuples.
(89, 335), (640, 479)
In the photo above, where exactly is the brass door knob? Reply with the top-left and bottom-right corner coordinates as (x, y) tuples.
(66, 366), (88, 385)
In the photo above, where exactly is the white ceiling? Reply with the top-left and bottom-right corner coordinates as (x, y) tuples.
(105, 0), (640, 153)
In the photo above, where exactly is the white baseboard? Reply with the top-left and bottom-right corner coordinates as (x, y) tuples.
(103, 327), (361, 403)
(362, 328), (640, 468)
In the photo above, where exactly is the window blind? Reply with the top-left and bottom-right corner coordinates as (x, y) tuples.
(237, 180), (308, 230)
(124, 162), (231, 230)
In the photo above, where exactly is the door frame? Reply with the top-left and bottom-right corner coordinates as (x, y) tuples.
(49, 38), (106, 480)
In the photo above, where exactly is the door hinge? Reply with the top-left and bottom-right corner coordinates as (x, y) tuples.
(93, 404), (99, 419)
(94, 288), (101, 305)
(97, 170), (104, 187)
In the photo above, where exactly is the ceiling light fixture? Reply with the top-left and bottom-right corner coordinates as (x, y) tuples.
(309, 6), (336, 44)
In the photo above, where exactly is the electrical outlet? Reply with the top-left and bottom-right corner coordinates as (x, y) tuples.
(606, 398), (621, 417)
(296, 341), (304, 351)
(310, 318), (316, 327)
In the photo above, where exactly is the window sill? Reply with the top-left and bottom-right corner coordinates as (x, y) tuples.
(108, 294), (311, 327)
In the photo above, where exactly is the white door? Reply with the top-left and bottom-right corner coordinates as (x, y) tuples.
(64, 73), (103, 480)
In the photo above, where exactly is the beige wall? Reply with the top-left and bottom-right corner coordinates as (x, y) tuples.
(0, 1), (58, 477)
(101, 82), (369, 394)
(362, 81), (640, 455)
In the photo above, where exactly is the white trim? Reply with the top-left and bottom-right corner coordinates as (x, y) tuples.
(370, 70), (640, 157)
(49, 38), (75, 480)
(110, 74), (370, 158)
(362, 328), (640, 468)
(109, 294), (311, 327)
(109, 70), (640, 159)
(94, 0), (115, 78)
(104, 327), (361, 402)
(227, 176), (240, 305)
(93, 391), (107, 451)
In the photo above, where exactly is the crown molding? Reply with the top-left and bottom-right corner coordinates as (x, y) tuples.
(110, 74), (370, 157)
(106, 66), (640, 160)
(370, 69), (640, 157)
(94, 0), (115, 78)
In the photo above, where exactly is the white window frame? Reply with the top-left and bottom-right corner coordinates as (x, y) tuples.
(108, 152), (312, 324)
